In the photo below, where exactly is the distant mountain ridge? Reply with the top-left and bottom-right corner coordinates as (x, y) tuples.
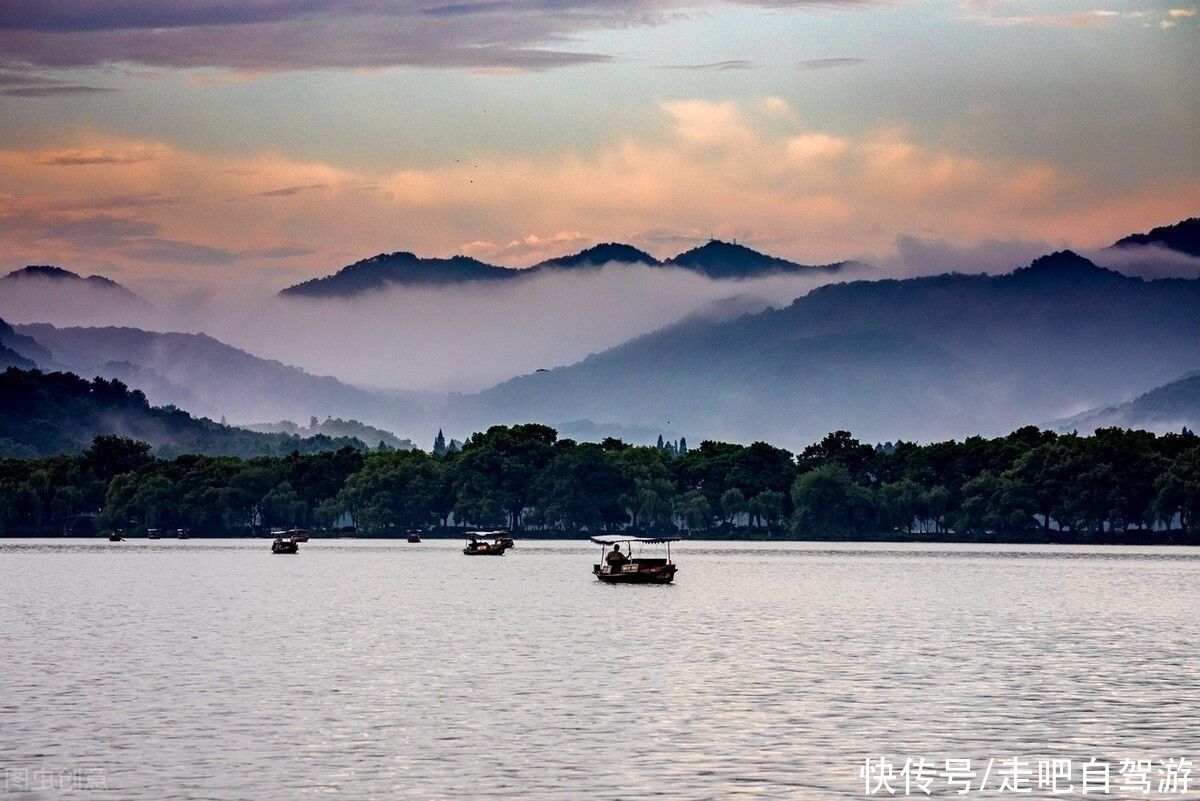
(278, 239), (851, 297)
(246, 417), (415, 450)
(279, 251), (511, 298)
(0, 366), (373, 458)
(1054, 371), (1200, 434)
(443, 250), (1200, 447)
(1, 318), (428, 436)
(529, 243), (661, 271)
(667, 240), (848, 279)
(1111, 217), (1200, 257)
(2, 265), (148, 305)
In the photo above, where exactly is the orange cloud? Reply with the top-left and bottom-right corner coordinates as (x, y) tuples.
(0, 100), (1196, 287)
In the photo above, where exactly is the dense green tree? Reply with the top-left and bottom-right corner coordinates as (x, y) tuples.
(1153, 446), (1200, 536)
(791, 464), (875, 538)
(675, 490), (712, 533)
(878, 478), (923, 534)
(453, 424), (557, 530)
(338, 450), (443, 533)
(636, 477), (677, 534)
(720, 487), (747, 526)
(83, 436), (153, 482)
(753, 490), (786, 531)
(797, 431), (877, 483)
(531, 443), (630, 532)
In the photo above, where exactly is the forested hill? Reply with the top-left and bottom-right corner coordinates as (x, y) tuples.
(2, 265), (147, 304)
(1057, 372), (1200, 433)
(462, 251), (1200, 446)
(1112, 217), (1200, 257)
(0, 367), (371, 459)
(6, 319), (424, 430)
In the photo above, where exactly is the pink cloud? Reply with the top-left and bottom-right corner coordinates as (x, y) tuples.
(0, 100), (1196, 281)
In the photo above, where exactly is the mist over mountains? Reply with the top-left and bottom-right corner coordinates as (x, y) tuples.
(0, 265), (152, 328)
(442, 250), (1200, 446)
(0, 366), (377, 459)
(0, 320), (426, 430)
(1055, 372), (1200, 434)
(1112, 217), (1200, 257)
(2, 266), (147, 302)
(278, 239), (856, 298)
(2, 219), (1199, 452)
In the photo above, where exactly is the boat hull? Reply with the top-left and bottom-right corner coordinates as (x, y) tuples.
(271, 541), (299, 554)
(594, 563), (676, 584)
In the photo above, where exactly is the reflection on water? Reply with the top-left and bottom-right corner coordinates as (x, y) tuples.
(1, 540), (1197, 799)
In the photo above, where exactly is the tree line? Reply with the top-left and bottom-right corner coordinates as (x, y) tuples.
(1, 424), (1198, 543)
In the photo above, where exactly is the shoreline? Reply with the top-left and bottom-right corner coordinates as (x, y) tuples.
(5, 531), (1197, 546)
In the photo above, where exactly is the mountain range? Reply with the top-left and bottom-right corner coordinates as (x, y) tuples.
(2, 265), (148, 305)
(1111, 217), (1200, 257)
(0, 317), (428, 431)
(440, 250), (1200, 445)
(0, 265), (151, 329)
(0, 366), (374, 459)
(278, 239), (855, 298)
(4, 218), (1199, 452)
(1055, 371), (1200, 434)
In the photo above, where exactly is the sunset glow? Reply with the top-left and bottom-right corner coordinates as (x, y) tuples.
(2, 0), (1196, 290)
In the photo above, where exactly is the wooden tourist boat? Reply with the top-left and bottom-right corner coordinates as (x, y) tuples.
(269, 528), (309, 553)
(107, 532), (124, 542)
(463, 531), (511, 555)
(406, 530), (423, 543)
(591, 535), (679, 584)
(271, 536), (300, 554)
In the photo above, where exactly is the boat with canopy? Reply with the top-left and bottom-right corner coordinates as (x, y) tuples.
(590, 534), (679, 584)
(270, 529), (306, 553)
(463, 531), (512, 555)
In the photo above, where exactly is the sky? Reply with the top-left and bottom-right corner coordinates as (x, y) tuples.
(0, 0), (1197, 294)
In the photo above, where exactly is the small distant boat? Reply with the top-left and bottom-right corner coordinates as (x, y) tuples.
(176, 528), (190, 540)
(591, 535), (679, 584)
(463, 531), (511, 555)
(406, 530), (422, 543)
(271, 537), (299, 554)
(107, 532), (124, 542)
(147, 529), (160, 540)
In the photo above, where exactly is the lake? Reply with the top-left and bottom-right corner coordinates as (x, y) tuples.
(1, 539), (1197, 799)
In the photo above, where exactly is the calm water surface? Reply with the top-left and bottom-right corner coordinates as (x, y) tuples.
(1, 539), (1197, 799)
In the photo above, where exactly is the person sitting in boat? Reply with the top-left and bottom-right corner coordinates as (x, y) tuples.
(606, 544), (628, 569)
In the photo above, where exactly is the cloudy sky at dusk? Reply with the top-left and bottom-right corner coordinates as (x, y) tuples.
(0, 0), (1197, 291)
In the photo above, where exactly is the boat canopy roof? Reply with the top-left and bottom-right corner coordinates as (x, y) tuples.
(466, 530), (510, 540)
(590, 534), (680, 545)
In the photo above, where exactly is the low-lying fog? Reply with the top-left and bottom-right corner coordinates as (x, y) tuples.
(3, 241), (1195, 396)
(0, 263), (868, 392)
